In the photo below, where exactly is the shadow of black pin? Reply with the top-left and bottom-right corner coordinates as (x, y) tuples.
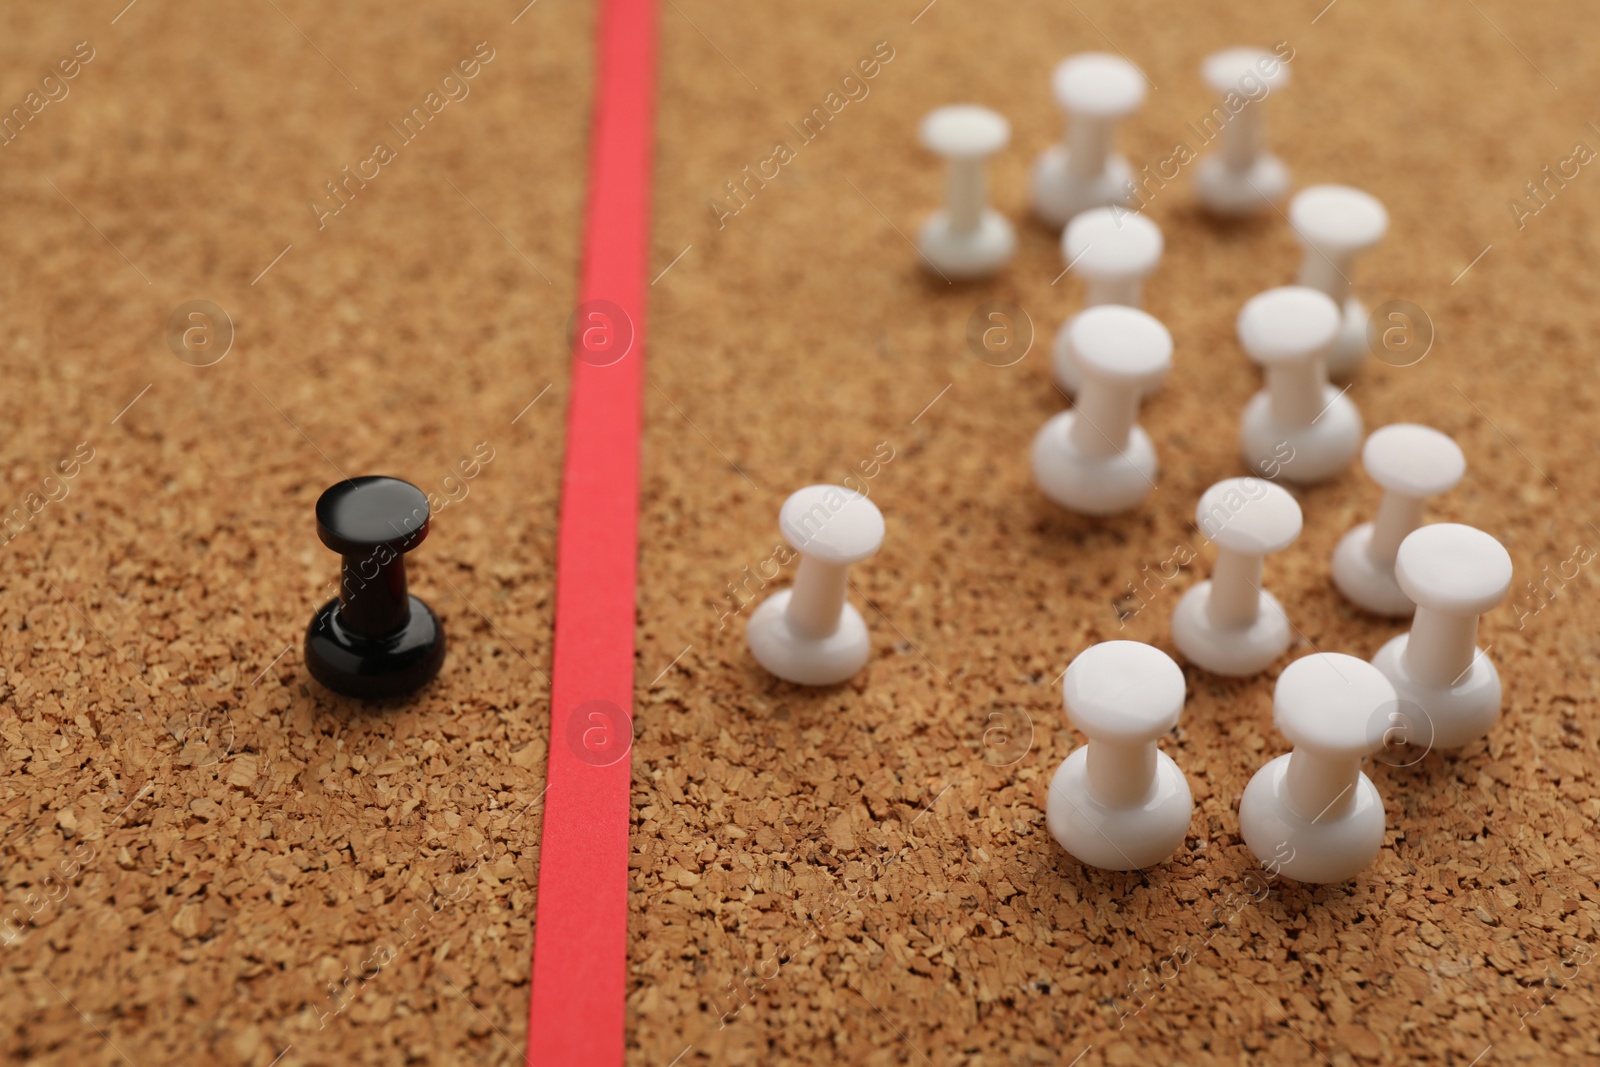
(305, 476), (446, 699)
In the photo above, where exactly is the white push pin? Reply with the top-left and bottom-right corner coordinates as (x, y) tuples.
(1193, 48), (1292, 216)
(1030, 54), (1146, 229)
(1052, 208), (1164, 395)
(1332, 425), (1466, 616)
(1047, 641), (1192, 871)
(1239, 653), (1396, 884)
(746, 485), (884, 686)
(1372, 523), (1512, 749)
(1172, 477), (1302, 676)
(1032, 306), (1170, 515)
(1289, 185), (1389, 379)
(918, 105), (1015, 279)
(1238, 286), (1362, 485)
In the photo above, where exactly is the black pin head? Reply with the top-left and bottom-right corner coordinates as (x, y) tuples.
(304, 476), (446, 699)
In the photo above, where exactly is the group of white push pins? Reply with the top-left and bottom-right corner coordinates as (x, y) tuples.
(745, 49), (1515, 885)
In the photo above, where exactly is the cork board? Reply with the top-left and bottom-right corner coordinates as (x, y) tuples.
(3, 1), (1598, 1065)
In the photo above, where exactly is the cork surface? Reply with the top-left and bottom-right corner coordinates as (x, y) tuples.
(3, 1), (1599, 1065)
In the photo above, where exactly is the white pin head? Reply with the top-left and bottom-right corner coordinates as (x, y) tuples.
(1237, 286), (1341, 367)
(1239, 652), (1393, 884)
(918, 105), (1016, 279)
(1196, 477), (1302, 555)
(779, 485), (885, 564)
(1395, 523), (1512, 617)
(1373, 523), (1511, 748)
(1048, 640), (1192, 871)
(1052, 53), (1147, 120)
(920, 104), (1010, 159)
(1032, 307), (1169, 516)
(1363, 424), (1465, 498)
(1290, 184), (1388, 260)
(1069, 305), (1172, 391)
(1063, 208), (1163, 299)
(1173, 478), (1301, 676)
(1063, 640), (1185, 743)
(1273, 653), (1393, 759)
(748, 485), (884, 686)
(1201, 47), (1291, 96)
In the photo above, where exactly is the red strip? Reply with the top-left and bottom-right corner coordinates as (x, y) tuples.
(526, 1), (658, 1064)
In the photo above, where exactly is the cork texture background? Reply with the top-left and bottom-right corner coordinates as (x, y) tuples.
(3, 1), (1598, 1065)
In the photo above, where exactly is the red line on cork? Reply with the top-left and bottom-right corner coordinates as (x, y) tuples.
(526, 1), (658, 1064)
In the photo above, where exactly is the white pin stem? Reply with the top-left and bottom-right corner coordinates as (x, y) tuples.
(1403, 608), (1479, 688)
(1086, 740), (1157, 808)
(1366, 491), (1426, 565)
(1068, 378), (1139, 457)
(1067, 114), (1114, 181)
(1266, 360), (1325, 426)
(1086, 275), (1142, 308)
(786, 555), (849, 639)
(1220, 103), (1265, 171)
(946, 156), (985, 234)
(1207, 549), (1263, 629)
(1284, 748), (1361, 822)
(1298, 252), (1351, 305)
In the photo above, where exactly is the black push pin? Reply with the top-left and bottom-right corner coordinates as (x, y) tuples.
(304, 476), (446, 699)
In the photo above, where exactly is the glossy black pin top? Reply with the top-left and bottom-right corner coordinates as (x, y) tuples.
(304, 476), (446, 699)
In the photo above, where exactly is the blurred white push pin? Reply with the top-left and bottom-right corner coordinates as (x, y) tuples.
(747, 485), (884, 686)
(1052, 208), (1164, 395)
(1332, 425), (1466, 616)
(1194, 48), (1292, 216)
(1172, 477), (1302, 676)
(1030, 54), (1146, 228)
(1047, 641), (1192, 871)
(1032, 306), (1170, 515)
(1372, 523), (1512, 749)
(918, 105), (1016, 279)
(1290, 185), (1389, 379)
(1239, 653), (1396, 884)
(1238, 286), (1362, 485)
